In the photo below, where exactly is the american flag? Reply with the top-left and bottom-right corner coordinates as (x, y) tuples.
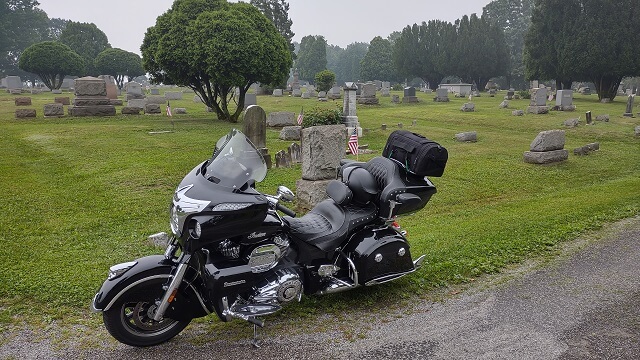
(166, 101), (172, 117)
(348, 127), (359, 157)
(297, 108), (303, 125)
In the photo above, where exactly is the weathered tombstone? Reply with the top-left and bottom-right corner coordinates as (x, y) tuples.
(150, 88), (160, 95)
(635, 125), (640, 137)
(358, 83), (379, 105)
(573, 142), (600, 156)
(499, 100), (509, 109)
(272, 89), (283, 97)
(296, 124), (346, 209)
(144, 103), (161, 114)
(505, 89), (515, 100)
(434, 88), (449, 102)
(380, 88), (390, 97)
(342, 82), (359, 127)
(391, 95), (400, 103)
(489, 89), (497, 97)
(174, 108), (187, 114)
(61, 77), (74, 91)
(279, 126), (302, 141)
(55, 97), (70, 105)
(244, 93), (257, 108)
(523, 130), (568, 164)
(292, 89), (302, 97)
(291, 68), (300, 90)
(275, 150), (291, 168)
(44, 103), (64, 117)
(98, 75), (118, 99)
(460, 103), (475, 112)
(512, 110), (525, 116)
(15, 97), (31, 106)
(596, 114), (609, 122)
(243, 105), (267, 149)
(146, 95), (167, 104)
(328, 86), (341, 99)
(193, 95), (204, 103)
(586, 111), (592, 124)
(382, 81), (390, 89)
(288, 142), (301, 163)
(69, 76), (116, 116)
(121, 107), (141, 115)
(15, 109), (36, 118)
(455, 131), (477, 142)
(564, 118), (580, 127)
(302, 92), (311, 99)
(623, 95), (635, 117)
(128, 99), (147, 108)
(267, 111), (296, 127)
(530, 88), (548, 106)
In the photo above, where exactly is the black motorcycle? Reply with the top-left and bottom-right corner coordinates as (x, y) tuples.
(92, 128), (444, 347)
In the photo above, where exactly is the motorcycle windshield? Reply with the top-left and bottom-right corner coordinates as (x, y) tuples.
(203, 129), (267, 189)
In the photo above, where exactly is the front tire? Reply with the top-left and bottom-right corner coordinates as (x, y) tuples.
(102, 278), (191, 347)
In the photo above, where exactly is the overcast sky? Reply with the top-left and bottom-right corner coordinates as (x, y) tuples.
(36, 0), (493, 55)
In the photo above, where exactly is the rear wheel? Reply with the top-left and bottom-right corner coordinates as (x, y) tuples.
(102, 279), (191, 347)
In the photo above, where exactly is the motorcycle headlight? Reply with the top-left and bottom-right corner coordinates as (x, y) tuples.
(170, 205), (180, 235)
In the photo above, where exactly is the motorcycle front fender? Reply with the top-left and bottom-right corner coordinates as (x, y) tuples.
(91, 255), (176, 312)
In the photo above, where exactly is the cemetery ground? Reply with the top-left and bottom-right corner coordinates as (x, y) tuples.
(0, 89), (638, 353)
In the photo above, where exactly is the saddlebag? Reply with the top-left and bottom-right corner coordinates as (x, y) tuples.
(382, 130), (448, 177)
(344, 228), (415, 286)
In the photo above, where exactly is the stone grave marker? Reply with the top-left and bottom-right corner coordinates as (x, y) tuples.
(69, 76), (116, 116)
(44, 103), (64, 117)
(267, 111), (295, 127)
(243, 105), (267, 149)
(403, 86), (419, 103)
(623, 95), (635, 117)
(288, 142), (301, 163)
(342, 82), (359, 127)
(434, 88), (449, 102)
(244, 93), (257, 108)
(523, 130), (568, 164)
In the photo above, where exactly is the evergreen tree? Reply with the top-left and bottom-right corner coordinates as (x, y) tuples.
(360, 36), (397, 82)
(249, 0), (295, 59)
(296, 35), (327, 83)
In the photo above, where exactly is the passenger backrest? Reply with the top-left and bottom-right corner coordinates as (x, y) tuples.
(364, 157), (408, 218)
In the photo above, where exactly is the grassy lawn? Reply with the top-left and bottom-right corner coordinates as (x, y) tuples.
(0, 88), (638, 331)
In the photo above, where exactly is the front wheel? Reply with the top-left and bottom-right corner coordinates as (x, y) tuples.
(102, 278), (191, 347)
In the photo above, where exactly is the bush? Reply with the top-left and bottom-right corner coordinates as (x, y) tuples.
(518, 90), (531, 99)
(392, 83), (403, 91)
(314, 70), (336, 92)
(301, 106), (342, 128)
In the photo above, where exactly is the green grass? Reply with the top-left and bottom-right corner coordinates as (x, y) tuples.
(0, 88), (638, 330)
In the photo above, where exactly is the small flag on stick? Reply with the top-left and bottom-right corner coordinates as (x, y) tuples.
(166, 101), (172, 117)
(348, 127), (359, 159)
(297, 107), (304, 125)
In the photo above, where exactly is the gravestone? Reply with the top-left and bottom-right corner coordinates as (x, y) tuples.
(44, 103), (64, 117)
(15, 109), (36, 118)
(391, 95), (400, 103)
(530, 88), (548, 106)
(165, 92), (183, 100)
(279, 126), (302, 141)
(499, 100), (509, 109)
(489, 89), (497, 97)
(144, 103), (161, 114)
(623, 95), (635, 117)
(296, 125), (346, 209)
(573, 142), (599, 156)
(150, 88), (160, 95)
(460, 103), (475, 112)
(523, 130), (568, 164)
(403, 86), (419, 103)
(98, 75), (118, 99)
(69, 76), (116, 116)
(275, 150), (291, 168)
(193, 95), (204, 103)
(505, 89), (515, 100)
(272, 89), (283, 97)
(564, 118), (580, 127)
(146, 95), (167, 104)
(244, 93), (257, 108)
(292, 89), (302, 97)
(342, 82), (359, 127)
(382, 81), (390, 89)
(61, 77), (74, 91)
(6, 76), (22, 90)
(586, 111), (592, 124)
(243, 105), (267, 149)
(174, 108), (187, 114)
(357, 83), (379, 105)
(267, 111), (296, 127)
(455, 131), (477, 142)
(121, 107), (141, 115)
(434, 88), (449, 102)
(328, 86), (341, 100)
(128, 99), (146, 108)
(380, 88), (390, 97)
(126, 82), (144, 100)
(288, 142), (301, 163)
(55, 97), (70, 105)
(512, 110), (525, 116)
(292, 68), (300, 90)
(302, 92), (311, 99)
(15, 97), (31, 106)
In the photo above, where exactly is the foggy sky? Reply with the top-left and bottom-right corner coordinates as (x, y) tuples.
(36, 0), (492, 55)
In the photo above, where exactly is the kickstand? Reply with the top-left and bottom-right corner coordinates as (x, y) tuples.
(251, 323), (261, 348)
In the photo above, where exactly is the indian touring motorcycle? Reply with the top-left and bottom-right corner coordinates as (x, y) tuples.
(92, 128), (448, 347)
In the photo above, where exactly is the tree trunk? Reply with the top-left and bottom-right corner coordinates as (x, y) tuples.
(593, 74), (622, 102)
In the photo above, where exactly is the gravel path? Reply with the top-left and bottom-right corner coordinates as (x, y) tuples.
(2, 216), (639, 360)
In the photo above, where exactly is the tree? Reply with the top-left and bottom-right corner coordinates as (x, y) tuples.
(60, 21), (110, 76)
(482, 0), (533, 89)
(18, 41), (84, 89)
(314, 69), (335, 92)
(360, 36), (397, 82)
(142, 0), (291, 122)
(94, 48), (144, 89)
(46, 18), (69, 41)
(249, 0), (295, 59)
(296, 35), (327, 83)
(332, 42), (368, 85)
(0, 0), (51, 77)
(524, 0), (640, 100)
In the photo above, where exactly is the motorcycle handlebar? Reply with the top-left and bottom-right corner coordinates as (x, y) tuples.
(276, 202), (296, 218)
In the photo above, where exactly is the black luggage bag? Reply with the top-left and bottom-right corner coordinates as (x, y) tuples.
(382, 130), (448, 177)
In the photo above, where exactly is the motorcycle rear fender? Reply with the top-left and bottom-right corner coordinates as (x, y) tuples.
(91, 255), (211, 320)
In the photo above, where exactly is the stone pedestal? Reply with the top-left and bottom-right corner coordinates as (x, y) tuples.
(44, 103), (64, 117)
(342, 82), (359, 127)
(523, 130), (568, 164)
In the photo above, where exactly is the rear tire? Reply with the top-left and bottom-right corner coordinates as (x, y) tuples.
(102, 278), (191, 347)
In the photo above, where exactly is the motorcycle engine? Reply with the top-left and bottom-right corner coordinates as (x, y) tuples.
(251, 268), (302, 304)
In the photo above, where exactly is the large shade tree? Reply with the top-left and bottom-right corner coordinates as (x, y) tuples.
(94, 48), (145, 89)
(360, 36), (397, 82)
(18, 41), (84, 89)
(60, 21), (110, 76)
(296, 35), (327, 83)
(142, 0), (291, 122)
(330, 42), (368, 84)
(524, 0), (640, 100)
(249, 0), (295, 60)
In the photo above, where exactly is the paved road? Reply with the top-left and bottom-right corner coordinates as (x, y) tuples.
(2, 217), (639, 359)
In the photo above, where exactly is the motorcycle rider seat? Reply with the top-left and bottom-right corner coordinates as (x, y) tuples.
(284, 199), (377, 252)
